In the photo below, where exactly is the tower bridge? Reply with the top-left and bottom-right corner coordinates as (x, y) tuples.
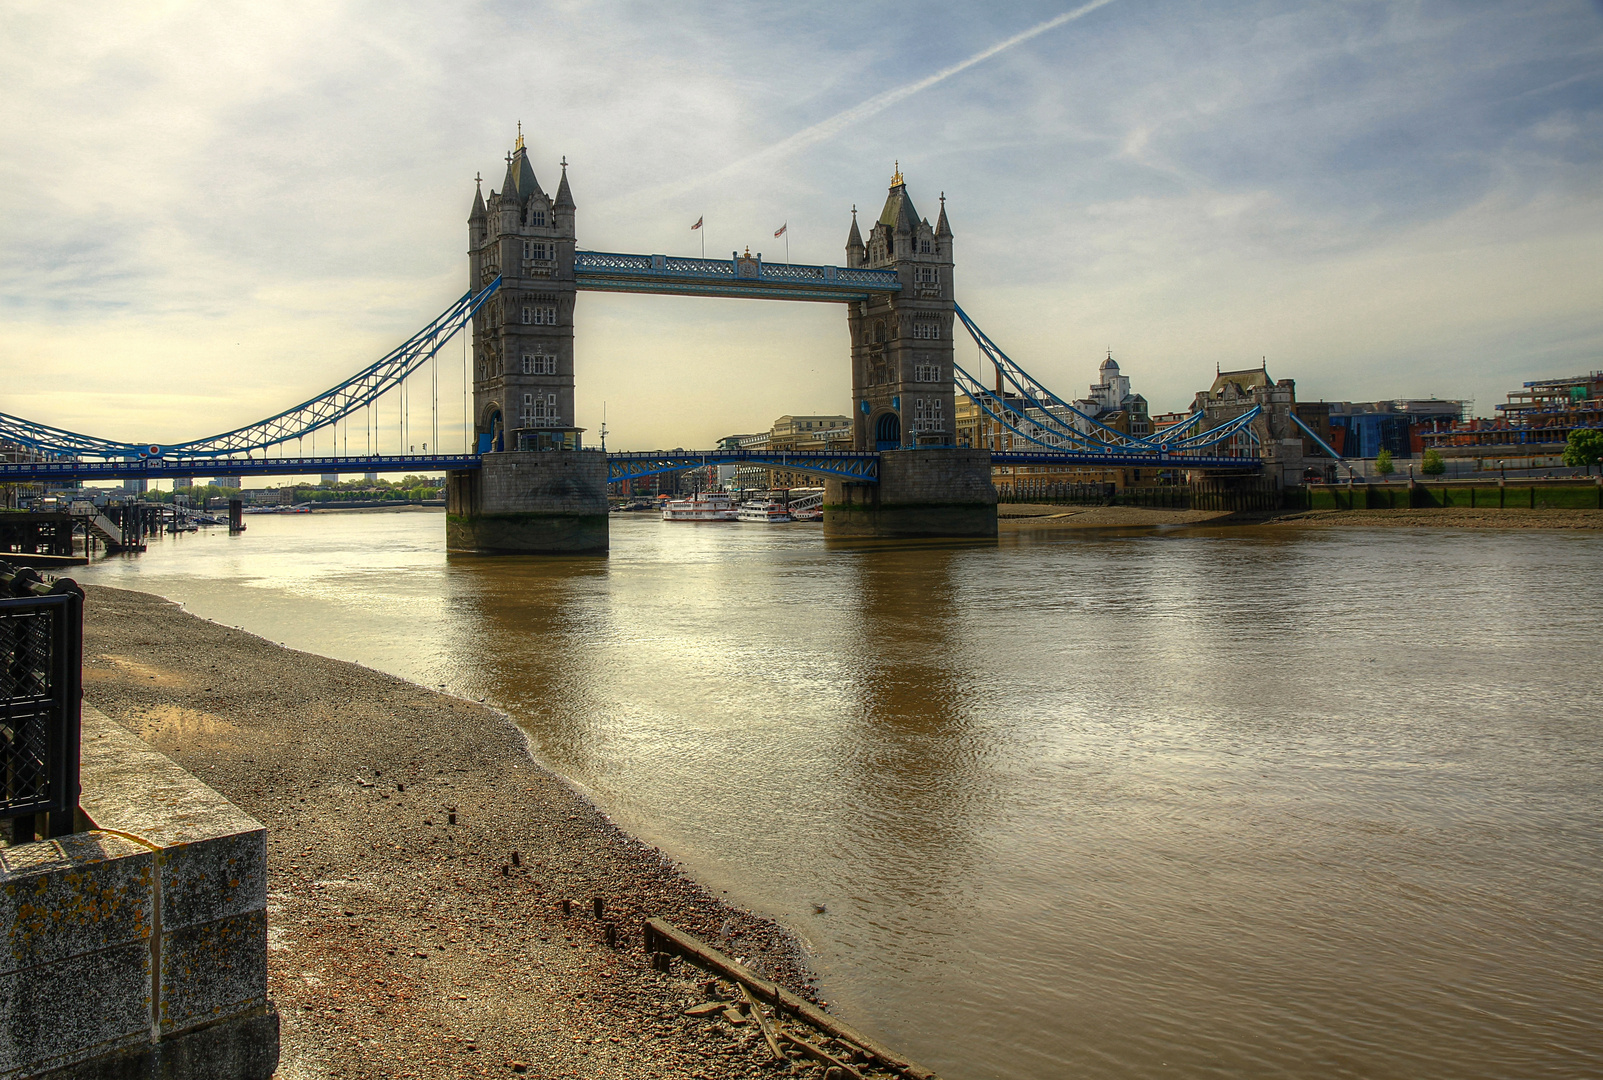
(2, 133), (1272, 553)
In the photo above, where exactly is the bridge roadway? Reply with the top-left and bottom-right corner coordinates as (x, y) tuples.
(0, 449), (1259, 484)
(0, 454), (482, 484)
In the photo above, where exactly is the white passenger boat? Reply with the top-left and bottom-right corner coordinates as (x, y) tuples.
(661, 493), (738, 521)
(737, 500), (792, 523)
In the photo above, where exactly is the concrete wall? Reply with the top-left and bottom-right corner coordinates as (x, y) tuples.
(824, 448), (997, 539)
(446, 449), (609, 554)
(1, 707), (277, 1080)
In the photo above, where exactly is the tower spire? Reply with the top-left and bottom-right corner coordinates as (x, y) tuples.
(516, 120), (524, 150)
(554, 155), (574, 210)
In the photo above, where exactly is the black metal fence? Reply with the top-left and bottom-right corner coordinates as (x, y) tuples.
(0, 560), (82, 842)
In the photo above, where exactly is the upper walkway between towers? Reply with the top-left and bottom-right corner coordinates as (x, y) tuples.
(573, 251), (902, 303)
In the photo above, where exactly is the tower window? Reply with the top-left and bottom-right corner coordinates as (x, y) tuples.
(530, 210), (546, 227)
(912, 321), (939, 340)
(915, 363), (942, 382)
(919, 239), (932, 254)
(915, 267), (940, 284)
(521, 353), (557, 375)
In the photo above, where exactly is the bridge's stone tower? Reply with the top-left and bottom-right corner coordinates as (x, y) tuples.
(468, 135), (580, 453)
(825, 169), (996, 539)
(846, 168), (956, 451)
(447, 133), (607, 554)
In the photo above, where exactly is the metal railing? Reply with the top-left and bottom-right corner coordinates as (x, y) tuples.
(0, 560), (82, 842)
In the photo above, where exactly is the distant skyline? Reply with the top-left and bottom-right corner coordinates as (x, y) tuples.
(4, 1), (1601, 455)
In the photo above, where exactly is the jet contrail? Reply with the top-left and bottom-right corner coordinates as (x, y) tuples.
(722, 0), (1122, 179)
(630, 0), (1121, 206)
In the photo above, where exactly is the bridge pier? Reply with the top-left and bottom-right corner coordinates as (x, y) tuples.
(446, 450), (609, 554)
(823, 448), (997, 539)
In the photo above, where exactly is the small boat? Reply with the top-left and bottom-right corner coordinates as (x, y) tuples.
(662, 493), (738, 521)
(737, 500), (792, 523)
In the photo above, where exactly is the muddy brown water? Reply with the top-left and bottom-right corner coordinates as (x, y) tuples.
(76, 509), (1603, 1079)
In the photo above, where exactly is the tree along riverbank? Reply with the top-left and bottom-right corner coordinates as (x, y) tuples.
(80, 583), (828, 1080)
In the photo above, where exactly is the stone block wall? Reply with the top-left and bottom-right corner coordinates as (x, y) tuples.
(0, 707), (277, 1080)
(824, 448), (997, 539)
(447, 449), (609, 553)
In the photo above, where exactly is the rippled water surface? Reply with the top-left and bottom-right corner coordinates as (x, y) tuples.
(77, 510), (1603, 1079)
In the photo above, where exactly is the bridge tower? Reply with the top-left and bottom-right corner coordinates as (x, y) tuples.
(446, 131), (608, 554)
(825, 168), (996, 538)
(846, 165), (955, 451)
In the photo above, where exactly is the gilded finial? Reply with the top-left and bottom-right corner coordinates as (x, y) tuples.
(743, 245), (752, 258)
(515, 121), (525, 151)
(891, 160), (903, 186)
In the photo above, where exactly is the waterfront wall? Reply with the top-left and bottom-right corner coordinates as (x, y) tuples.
(0, 707), (277, 1080)
(446, 450), (609, 554)
(1304, 479), (1603, 511)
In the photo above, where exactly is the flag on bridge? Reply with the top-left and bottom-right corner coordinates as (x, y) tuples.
(774, 223), (787, 237)
(691, 216), (703, 230)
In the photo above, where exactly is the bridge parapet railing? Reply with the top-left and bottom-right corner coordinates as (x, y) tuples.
(836, 267), (901, 287)
(660, 256), (738, 278)
(0, 559), (83, 843)
(575, 251), (655, 272)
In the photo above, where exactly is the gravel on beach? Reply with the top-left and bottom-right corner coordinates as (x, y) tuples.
(80, 583), (827, 1080)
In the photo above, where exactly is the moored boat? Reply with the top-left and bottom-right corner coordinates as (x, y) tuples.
(737, 500), (792, 523)
(662, 493), (738, 521)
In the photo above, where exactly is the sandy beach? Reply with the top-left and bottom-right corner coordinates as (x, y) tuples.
(997, 503), (1603, 530)
(80, 583), (825, 1080)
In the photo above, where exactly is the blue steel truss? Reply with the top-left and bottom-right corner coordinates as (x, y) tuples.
(575, 251), (900, 303)
(0, 455), (482, 484)
(607, 450), (879, 483)
(955, 305), (1162, 451)
(954, 360), (1263, 458)
(0, 280), (499, 463)
(992, 450), (1260, 471)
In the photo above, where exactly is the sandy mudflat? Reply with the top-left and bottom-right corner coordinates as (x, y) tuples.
(81, 584), (825, 1080)
(1270, 507), (1603, 530)
(997, 504), (1234, 528)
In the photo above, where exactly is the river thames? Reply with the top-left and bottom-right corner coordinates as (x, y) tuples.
(75, 509), (1602, 1080)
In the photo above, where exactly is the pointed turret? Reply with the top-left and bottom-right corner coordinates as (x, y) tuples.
(554, 157), (574, 211)
(878, 162), (919, 235)
(500, 155), (522, 208)
(509, 145), (542, 200)
(935, 191), (951, 238)
(469, 173), (486, 223)
(845, 205), (864, 267)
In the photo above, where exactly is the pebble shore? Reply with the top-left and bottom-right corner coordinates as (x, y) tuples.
(81, 583), (827, 1080)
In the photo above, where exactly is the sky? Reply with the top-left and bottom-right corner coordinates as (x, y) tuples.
(3, 0), (1601, 458)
